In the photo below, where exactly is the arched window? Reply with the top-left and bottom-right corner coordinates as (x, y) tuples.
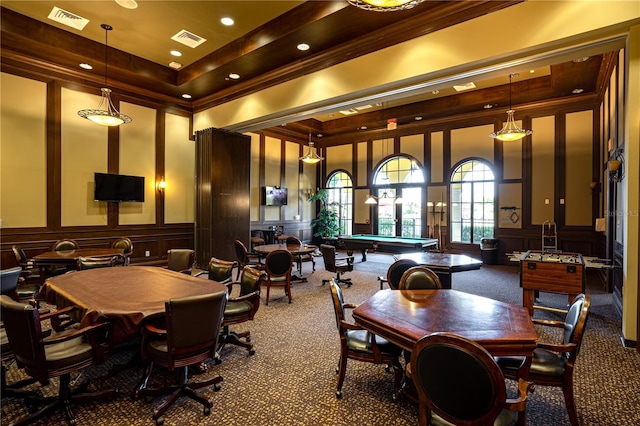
(372, 156), (424, 237)
(326, 171), (353, 235)
(450, 159), (495, 243)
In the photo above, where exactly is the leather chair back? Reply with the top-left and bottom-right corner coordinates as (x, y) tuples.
(563, 293), (590, 356)
(265, 249), (293, 277)
(167, 249), (195, 275)
(52, 239), (79, 251)
(286, 236), (301, 245)
(234, 240), (252, 264)
(398, 266), (442, 290)
(238, 266), (264, 297)
(320, 244), (339, 272)
(164, 291), (227, 365)
(412, 333), (509, 425)
(112, 237), (133, 254)
(0, 267), (23, 296)
(386, 259), (418, 290)
(207, 257), (236, 282)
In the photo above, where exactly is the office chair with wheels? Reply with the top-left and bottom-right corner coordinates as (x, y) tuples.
(329, 279), (403, 400)
(112, 237), (133, 265)
(0, 295), (118, 425)
(320, 244), (353, 287)
(410, 332), (533, 426)
(195, 257), (237, 284)
(495, 293), (591, 426)
(219, 266), (265, 355)
(135, 291), (227, 425)
(286, 236), (315, 273)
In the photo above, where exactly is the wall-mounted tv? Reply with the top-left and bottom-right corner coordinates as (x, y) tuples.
(94, 172), (145, 202)
(263, 186), (288, 206)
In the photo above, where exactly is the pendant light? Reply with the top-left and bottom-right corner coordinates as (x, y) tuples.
(489, 73), (531, 141)
(78, 24), (132, 126)
(347, 0), (424, 12)
(300, 132), (324, 164)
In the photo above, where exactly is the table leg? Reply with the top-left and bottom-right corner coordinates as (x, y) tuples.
(523, 289), (535, 316)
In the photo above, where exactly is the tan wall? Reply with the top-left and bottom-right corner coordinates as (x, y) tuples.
(119, 103), (156, 225)
(164, 113), (194, 224)
(565, 111), (593, 226)
(0, 73), (47, 228)
(61, 87), (109, 227)
(531, 116), (556, 224)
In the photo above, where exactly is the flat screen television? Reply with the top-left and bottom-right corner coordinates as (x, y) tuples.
(263, 186), (288, 206)
(94, 172), (145, 202)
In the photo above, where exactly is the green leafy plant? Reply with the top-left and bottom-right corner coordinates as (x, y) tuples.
(308, 189), (343, 239)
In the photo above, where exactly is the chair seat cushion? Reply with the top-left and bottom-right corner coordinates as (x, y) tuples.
(224, 300), (252, 318)
(43, 327), (93, 365)
(496, 347), (567, 377)
(346, 330), (402, 356)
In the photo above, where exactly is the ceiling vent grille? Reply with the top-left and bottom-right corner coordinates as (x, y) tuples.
(171, 30), (207, 48)
(47, 7), (89, 31)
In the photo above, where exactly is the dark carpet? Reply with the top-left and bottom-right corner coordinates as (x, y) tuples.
(2, 252), (639, 425)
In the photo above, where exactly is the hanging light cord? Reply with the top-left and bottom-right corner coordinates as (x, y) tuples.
(102, 24), (112, 88)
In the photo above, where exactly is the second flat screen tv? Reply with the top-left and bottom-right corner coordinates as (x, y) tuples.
(94, 172), (145, 202)
(263, 186), (288, 206)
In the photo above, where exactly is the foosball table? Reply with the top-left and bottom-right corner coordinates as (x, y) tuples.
(518, 250), (585, 315)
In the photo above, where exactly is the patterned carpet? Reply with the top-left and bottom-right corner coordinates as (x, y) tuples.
(2, 252), (639, 425)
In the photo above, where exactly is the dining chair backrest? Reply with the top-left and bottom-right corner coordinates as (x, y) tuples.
(286, 236), (301, 246)
(167, 249), (196, 275)
(0, 267), (23, 296)
(398, 266), (442, 290)
(386, 259), (418, 290)
(265, 249), (294, 277)
(52, 239), (79, 251)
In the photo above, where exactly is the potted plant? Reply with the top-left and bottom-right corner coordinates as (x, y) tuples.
(308, 189), (343, 244)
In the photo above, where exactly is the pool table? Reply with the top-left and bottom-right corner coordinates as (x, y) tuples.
(338, 235), (439, 261)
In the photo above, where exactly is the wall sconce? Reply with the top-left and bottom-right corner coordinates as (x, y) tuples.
(157, 178), (166, 192)
(304, 188), (314, 200)
(608, 149), (624, 182)
(589, 181), (599, 193)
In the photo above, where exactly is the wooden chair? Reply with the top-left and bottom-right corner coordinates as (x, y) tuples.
(0, 295), (117, 425)
(410, 332), (533, 426)
(234, 239), (263, 280)
(496, 293), (591, 426)
(380, 258), (418, 290)
(398, 266), (442, 290)
(286, 236), (316, 273)
(320, 244), (354, 287)
(11, 245), (41, 285)
(329, 279), (403, 400)
(219, 266), (265, 355)
(135, 291), (227, 425)
(250, 230), (266, 252)
(166, 249), (196, 275)
(1, 265), (40, 306)
(111, 237), (133, 265)
(195, 257), (237, 284)
(263, 249), (294, 305)
(51, 239), (79, 251)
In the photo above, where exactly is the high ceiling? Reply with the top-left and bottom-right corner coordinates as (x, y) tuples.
(1, 1), (614, 142)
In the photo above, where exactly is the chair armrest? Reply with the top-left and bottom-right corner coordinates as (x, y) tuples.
(42, 321), (111, 359)
(343, 303), (358, 310)
(40, 305), (79, 332)
(536, 341), (577, 354)
(229, 291), (260, 303)
(532, 318), (565, 328)
(143, 323), (167, 336)
(504, 378), (534, 412)
(339, 319), (365, 331)
(194, 271), (207, 278)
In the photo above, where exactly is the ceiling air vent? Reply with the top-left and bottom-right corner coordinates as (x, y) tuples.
(171, 30), (207, 48)
(47, 7), (89, 31)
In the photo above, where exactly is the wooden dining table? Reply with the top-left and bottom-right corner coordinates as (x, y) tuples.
(39, 266), (227, 345)
(352, 289), (538, 358)
(253, 243), (318, 282)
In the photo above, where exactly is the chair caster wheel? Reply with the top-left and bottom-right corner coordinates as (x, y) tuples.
(155, 417), (164, 425)
(203, 406), (211, 415)
(249, 348), (256, 355)
(336, 390), (342, 399)
(214, 383), (222, 391)
(246, 337), (252, 342)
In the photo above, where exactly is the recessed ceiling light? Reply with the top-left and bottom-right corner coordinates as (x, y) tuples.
(297, 43), (310, 51)
(221, 17), (234, 26)
(360, 126), (368, 130)
(573, 57), (590, 63)
(228, 73), (240, 80)
(168, 61), (183, 69)
(79, 63), (93, 70)
(339, 109), (358, 115)
(453, 82), (476, 92)
(572, 88), (584, 94)
(170, 50), (182, 57)
(116, 0), (138, 9)
(483, 104), (494, 109)
(181, 94), (192, 99)
(431, 90), (440, 95)
(317, 134), (323, 138)
(415, 116), (423, 121)
(530, 69), (535, 73)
